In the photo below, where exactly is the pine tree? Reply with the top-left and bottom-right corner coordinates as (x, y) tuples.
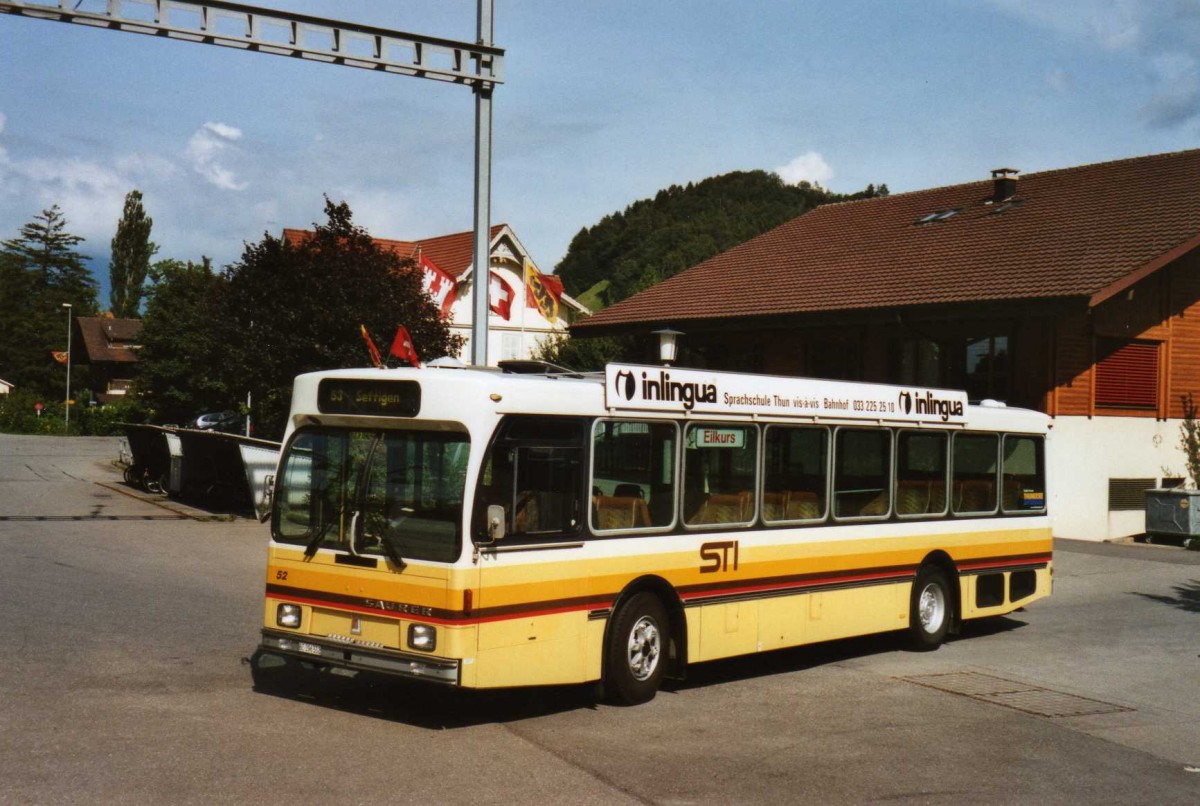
(109, 190), (156, 318)
(2, 206), (98, 315)
(0, 206), (97, 396)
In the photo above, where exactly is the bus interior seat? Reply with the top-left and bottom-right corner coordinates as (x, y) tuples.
(896, 480), (932, 515)
(514, 492), (540, 532)
(860, 491), (889, 516)
(1001, 478), (1024, 510)
(762, 491), (786, 520)
(785, 491), (820, 519)
(691, 491), (751, 524)
(954, 479), (995, 513)
(595, 495), (651, 530)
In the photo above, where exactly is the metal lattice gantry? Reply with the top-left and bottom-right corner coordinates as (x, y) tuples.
(0, 0), (503, 85)
(0, 0), (503, 365)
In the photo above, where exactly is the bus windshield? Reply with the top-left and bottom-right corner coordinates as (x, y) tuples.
(273, 427), (469, 564)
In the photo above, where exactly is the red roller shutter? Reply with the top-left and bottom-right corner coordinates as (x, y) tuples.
(1095, 339), (1159, 409)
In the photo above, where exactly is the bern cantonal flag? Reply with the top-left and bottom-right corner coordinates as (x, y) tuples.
(389, 325), (421, 368)
(488, 270), (515, 320)
(419, 254), (457, 317)
(51, 351), (68, 364)
(524, 261), (562, 321)
(359, 324), (382, 368)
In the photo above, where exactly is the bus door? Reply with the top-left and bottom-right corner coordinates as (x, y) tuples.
(471, 416), (591, 686)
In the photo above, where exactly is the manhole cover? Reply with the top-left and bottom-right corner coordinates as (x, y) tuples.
(902, 672), (1133, 718)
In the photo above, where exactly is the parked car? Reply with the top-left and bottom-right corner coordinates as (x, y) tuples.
(191, 411), (241, 433)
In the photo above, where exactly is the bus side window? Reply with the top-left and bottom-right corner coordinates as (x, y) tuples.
(895, 431), (948, 517)
(591, 420), (678, 533)
(1001, 435), (1046, 513)
(683, 424), (759, 527)
(762, 425), (828, 524)
(471, 416), (586, 541)
(952, 433), (999, 515)
(833, 428), (891, 519)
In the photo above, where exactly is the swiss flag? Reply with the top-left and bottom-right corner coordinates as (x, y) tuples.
(488, 270), (514, 320)
(420, 254), (457, 317)
(389, 325), (421, 368)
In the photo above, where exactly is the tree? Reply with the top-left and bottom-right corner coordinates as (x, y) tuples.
(534, 330), (633, 372)
(2, 205), (98, 315)
(134, 257), (235, 425)
(219, 198), (464, 437)
(109, 190), (156, 318)
(0, 206), (97, 396)
(554, 170), (888, 308)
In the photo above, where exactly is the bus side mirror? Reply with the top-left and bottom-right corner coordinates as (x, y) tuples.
(487, 504), (506, 542)
(258, 475), (275, 524)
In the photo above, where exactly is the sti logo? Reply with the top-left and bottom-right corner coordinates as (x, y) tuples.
(898, 391), (913, 415)
(614, 369), (637, 401)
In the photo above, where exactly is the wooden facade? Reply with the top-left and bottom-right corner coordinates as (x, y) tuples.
(646, 248), (1200, 423)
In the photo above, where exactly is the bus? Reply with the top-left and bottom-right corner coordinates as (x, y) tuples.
(252, 362), (1052, 705)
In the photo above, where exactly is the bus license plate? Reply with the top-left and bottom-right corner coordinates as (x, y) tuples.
(297, 642), (322, 657)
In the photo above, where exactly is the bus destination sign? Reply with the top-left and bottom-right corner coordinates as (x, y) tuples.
(605, 364), (968, 424)
(317, 379), (421, 417)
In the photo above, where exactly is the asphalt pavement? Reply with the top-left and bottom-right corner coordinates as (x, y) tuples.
(0, 434), (1197, 804)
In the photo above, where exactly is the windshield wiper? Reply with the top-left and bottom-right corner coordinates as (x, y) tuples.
(303, 518), (338, 558)
(378, 532), (408, 571)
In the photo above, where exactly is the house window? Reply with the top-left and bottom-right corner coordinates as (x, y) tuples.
(894, 338), (941, 387)
(1095, 339), (1158, 409)
(807, 338), (861, 380)
(963, 335), (1008, 401)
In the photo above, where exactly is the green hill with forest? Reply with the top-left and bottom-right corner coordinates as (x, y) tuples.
(554, 170), (887, 309)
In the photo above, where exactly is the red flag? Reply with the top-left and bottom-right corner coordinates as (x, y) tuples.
(389, 325), (421, 368)
(488, 270), (514, 320)
(51, 351), (68, 364)
(419, 253), (457, 317)
(359, 324), (382, 368)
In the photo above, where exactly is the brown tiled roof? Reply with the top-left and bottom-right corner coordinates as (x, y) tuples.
(575, 149), (1200, 331)
(77, 317), (142, 363)
(282, 224), (507, 279)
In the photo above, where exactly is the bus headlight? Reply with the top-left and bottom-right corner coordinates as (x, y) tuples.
(408, 624), (437, 652)
(276, 603), (302, 629)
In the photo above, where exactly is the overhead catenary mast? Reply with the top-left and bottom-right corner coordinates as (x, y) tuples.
(0, 0), (504, 365)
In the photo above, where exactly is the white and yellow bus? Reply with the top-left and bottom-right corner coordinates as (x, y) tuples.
(253, 362), (1051, 704)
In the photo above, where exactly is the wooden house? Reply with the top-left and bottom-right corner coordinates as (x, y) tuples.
(573, 150), (1200, 539)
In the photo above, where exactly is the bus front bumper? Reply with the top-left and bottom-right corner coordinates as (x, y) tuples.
(258, 629), (461, 685)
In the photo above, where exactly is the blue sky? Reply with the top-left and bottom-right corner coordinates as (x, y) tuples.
(2, 0), (1199, 305)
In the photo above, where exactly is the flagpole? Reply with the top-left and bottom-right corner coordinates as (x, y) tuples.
(520, 260), (528, 359)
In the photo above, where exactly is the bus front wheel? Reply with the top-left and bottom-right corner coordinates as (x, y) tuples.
(909, 566), (952, 650)
(604, 591), (667, 706)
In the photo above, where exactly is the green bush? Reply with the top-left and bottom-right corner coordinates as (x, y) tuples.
(75, 396), (150, 436)
(0, 390), (66, 434)
(0, 390), (149, 435)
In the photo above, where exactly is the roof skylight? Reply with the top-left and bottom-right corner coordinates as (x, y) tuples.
(915, 208), (960, 225)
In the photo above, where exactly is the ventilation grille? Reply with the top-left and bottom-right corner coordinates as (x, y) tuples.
(1108, 478), (1156, 511)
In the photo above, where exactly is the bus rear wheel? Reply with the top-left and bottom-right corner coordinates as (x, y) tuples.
(909, 565), (952, 650)
(604, 591), (667, 706)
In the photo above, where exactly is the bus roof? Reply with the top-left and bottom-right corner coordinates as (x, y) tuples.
(287, 362), (1051, 434)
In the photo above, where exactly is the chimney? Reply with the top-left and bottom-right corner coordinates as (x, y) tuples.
(991, 167), (1019, 203)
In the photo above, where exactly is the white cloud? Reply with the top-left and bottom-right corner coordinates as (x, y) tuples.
(988, 1), (1143, 51)
(990, 0), (1200, 127)
(186, 121), (248, 191)
(775, 151), (835, 186)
